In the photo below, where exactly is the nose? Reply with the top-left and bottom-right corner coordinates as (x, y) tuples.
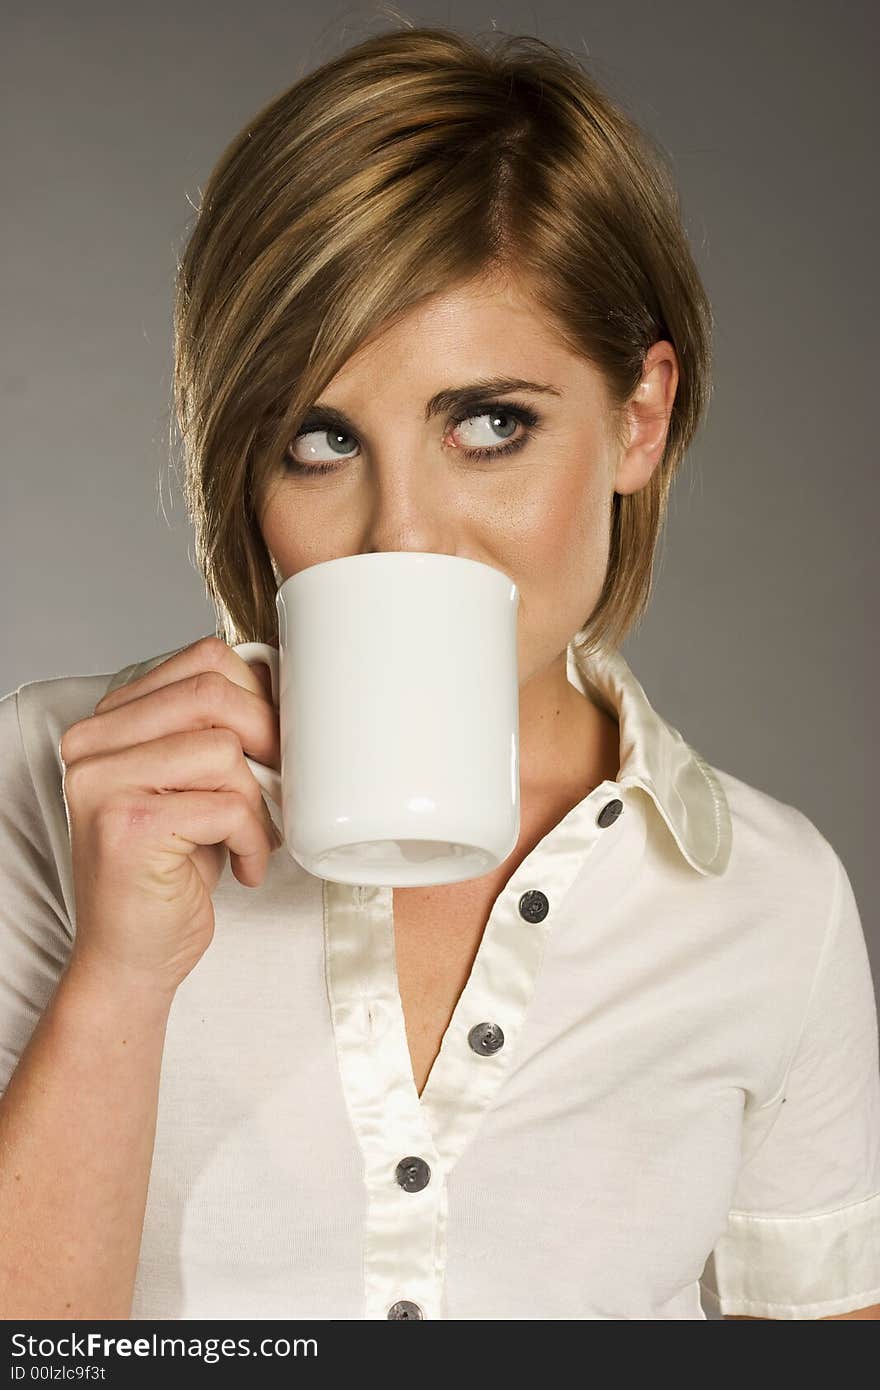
(360, 457), (460, 560)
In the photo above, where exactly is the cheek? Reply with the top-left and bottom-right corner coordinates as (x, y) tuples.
(507, 465), (610, 582)
(259, 494), (327, 575)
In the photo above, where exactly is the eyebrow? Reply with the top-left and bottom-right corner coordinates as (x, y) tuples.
(306, 376), (563, 432)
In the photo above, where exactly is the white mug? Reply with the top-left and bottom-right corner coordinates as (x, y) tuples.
(233, 551), (521, 886)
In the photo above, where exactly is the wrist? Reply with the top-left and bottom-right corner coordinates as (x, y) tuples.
(59, 950), (177, 1024)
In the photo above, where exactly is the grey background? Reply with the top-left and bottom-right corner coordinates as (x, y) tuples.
(2, 0), (876, 993)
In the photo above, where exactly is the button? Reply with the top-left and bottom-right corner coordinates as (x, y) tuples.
(468, 1021), (505, 1054)
(597, 798), (623, 828)
(388, 1300), (424, 1319)
(395, 1156), (431, 1192)
(518, 889), (549, 922)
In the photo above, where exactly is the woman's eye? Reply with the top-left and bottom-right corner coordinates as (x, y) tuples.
(285, 428), (358, 472)
(281, 402), (541, 476)
(453, 410), (522, 453)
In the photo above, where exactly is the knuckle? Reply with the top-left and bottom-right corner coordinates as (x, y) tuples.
(96, 794), (154, 845)
(192, 668), (229, 707)
(209, 725), (242, 761)
(194, 635), (229, 666)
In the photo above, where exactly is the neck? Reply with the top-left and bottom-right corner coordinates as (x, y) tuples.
(517, 656), (620, 802)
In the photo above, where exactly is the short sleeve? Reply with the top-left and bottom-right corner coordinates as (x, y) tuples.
(0, 689), (74, 1098)
(701, 850), (880, 1318)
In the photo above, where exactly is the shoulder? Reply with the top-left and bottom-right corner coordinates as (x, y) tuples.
(0, 668), (121, 953)
(694, 760), (857, 997)
(0, 647), (192, 937)
(4, 644), (188, 802)
(710, 761), (845, 896)
(3, 671), (110, 801)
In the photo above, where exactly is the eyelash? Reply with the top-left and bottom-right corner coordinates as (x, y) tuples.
(280, 400), (542, 477)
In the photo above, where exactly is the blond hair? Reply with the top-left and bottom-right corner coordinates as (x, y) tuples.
(171, 21), (713, 658)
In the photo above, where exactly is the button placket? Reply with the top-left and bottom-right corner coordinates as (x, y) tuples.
(461, 886), (554, 1069)
(324, 881), (446, 1319)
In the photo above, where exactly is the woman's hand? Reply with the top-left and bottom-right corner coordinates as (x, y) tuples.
(58, 635), (282, 1001)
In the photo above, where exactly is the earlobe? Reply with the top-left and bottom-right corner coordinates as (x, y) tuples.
(613, 447), (660, 497)
(612, 410), (667, 497)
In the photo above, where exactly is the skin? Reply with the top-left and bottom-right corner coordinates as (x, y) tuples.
(257, 269), (678, 807)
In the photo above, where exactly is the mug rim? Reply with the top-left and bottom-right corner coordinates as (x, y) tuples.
(275, 551), (516, 595)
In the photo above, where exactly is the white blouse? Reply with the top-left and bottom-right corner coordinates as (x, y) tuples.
(1, 638), (878, 1320)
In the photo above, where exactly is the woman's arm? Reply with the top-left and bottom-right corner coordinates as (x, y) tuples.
(0, 956), (173, 1319)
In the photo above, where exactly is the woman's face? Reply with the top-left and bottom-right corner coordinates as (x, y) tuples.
(257, 272), (676, 708)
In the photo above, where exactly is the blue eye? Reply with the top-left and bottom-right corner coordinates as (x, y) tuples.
(281, 400), (542, 476)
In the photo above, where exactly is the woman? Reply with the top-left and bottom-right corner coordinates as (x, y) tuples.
(1, 24), (878, 1321)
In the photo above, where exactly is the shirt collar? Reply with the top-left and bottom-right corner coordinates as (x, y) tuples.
(566, 640), (732, 877)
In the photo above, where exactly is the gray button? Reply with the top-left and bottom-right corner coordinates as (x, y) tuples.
(468, 1021), (505, 1055)
(518, 889), (549, 923)
(395, 1156), (431, 1192)
(388, 1300), (424, 1319)
(597, 798), (623, 828)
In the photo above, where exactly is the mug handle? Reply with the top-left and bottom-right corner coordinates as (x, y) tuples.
(232, 641), (283, 808)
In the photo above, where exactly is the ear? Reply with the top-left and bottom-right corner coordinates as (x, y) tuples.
(613, 341), (680, 496)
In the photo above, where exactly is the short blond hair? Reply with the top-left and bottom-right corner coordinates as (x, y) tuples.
(171, 23), (713, 658)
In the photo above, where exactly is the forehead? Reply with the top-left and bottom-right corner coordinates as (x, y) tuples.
(322, 273), (605, 404)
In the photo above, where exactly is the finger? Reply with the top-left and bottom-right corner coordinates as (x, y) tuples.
(64, 671), (281, 772)
(94, 635), (273, 715)
(67, 726), (279, 840)
(146, 788), (276, 887)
